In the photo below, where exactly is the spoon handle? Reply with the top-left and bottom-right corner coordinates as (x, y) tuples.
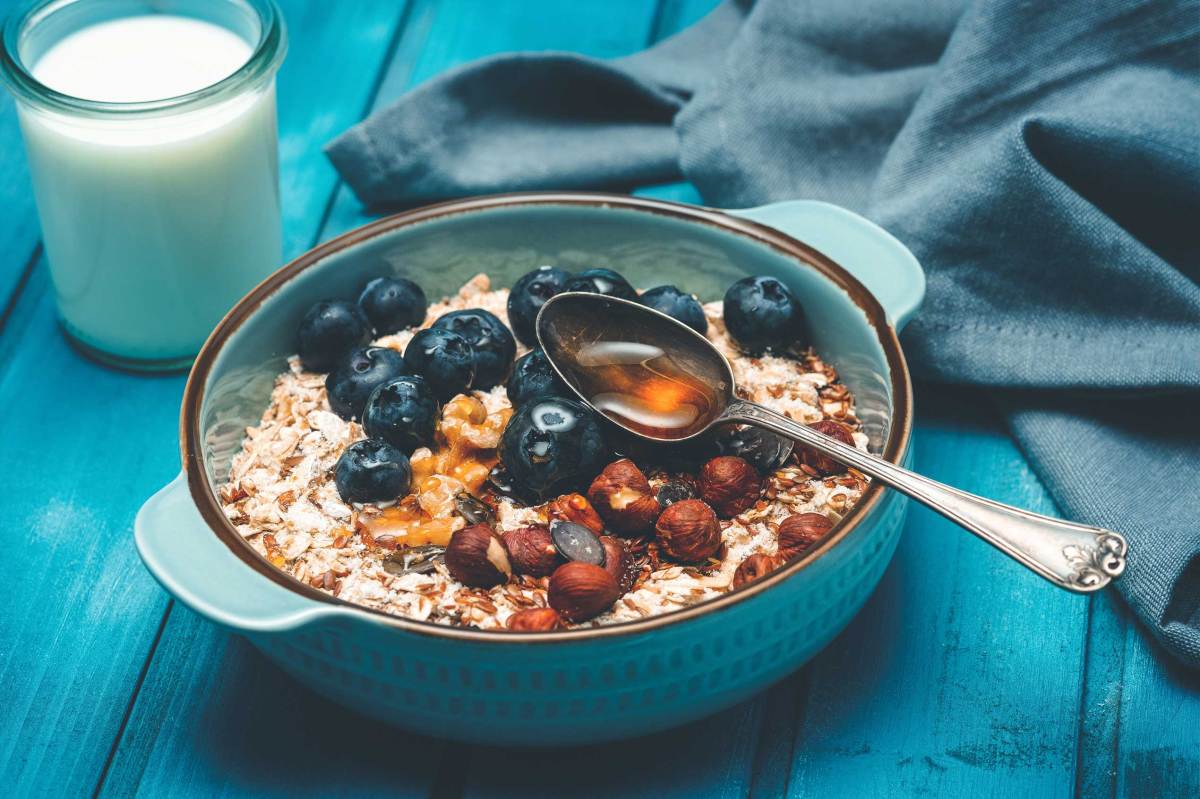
(722, 400), (1127, 593)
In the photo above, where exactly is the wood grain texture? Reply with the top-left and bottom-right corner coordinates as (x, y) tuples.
(0, 2), (409, 796)
(0, 261), (179, 796)
(1078, 590), (1200, 798)
(452, 5), (796, 797)
(96, 2), (671, 797)
(780, 389), (1093, 797)
(0, 0), (45, 310)
(321, 0), (668, 241)
(0, 0), (1196, 796)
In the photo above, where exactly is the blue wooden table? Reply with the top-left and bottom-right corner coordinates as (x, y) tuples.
(1, 2), (1197, 796)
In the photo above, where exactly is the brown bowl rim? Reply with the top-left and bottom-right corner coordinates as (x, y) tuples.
(181, 192), (914, 643)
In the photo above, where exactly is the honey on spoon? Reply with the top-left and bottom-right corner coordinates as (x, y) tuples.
(536, 291), (1127, 594)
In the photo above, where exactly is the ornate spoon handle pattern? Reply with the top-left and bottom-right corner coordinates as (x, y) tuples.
(724, 400), (1127, 593)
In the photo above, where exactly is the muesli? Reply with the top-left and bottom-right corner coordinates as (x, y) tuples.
(220, 267), (870, 631)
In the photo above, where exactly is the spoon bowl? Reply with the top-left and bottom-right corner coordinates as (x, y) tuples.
(537, 292), (1128, 594)
(537, 292), (735, 441)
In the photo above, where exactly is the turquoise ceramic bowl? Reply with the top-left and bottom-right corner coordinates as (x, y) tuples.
(136, 193), (924, 745)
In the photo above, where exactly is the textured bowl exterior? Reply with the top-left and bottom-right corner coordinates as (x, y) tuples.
(250, 467), (908, 744)
(136, 193), (924, 745)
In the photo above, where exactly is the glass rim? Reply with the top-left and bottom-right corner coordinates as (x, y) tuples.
(0, 0), (287, 118)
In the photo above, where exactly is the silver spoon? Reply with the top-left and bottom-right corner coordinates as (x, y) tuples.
(536, 292), (1127, 593)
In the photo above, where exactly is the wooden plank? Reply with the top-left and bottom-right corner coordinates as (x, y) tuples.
(463, 705), (764, 799)
(446, 6), (801, 798)
(103, 606), (447, 799)
(0, 94), (39, 310)
(98, 2), (673, 798)
(321, 0), (672, 240)
(1077, 590), (1200, 798)
(0, 0), (48, 308)
(0, 264), (179, 796)
(9, 0), (1188, 796)
(775, 388), (1091, 797)
(0, 3), (409, 796)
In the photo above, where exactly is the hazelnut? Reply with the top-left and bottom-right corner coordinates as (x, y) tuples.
(777, 512), (833, 559)
(444, 524), (511, 587)
(698, 456), (762, 517)
(733, 553), (781, 589)
(599, 535), (636, 593)
(548, 493), (605, 535)
(501, 525), (560, 577)
(654, 499), (722, 563)
(587, 459), (662, 535)
(548, 562), (620, 622)
(798, 420), (856, 476)
(506, 607), (566, 632)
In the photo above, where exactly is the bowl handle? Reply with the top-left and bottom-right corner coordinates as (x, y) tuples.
(136, 474), (333, 632)
(728, 200), (926, 330)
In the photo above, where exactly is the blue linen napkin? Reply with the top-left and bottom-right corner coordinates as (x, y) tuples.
(327, 0), (1200, 667)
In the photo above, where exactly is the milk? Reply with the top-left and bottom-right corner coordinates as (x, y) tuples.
(15, 14), (282, 365)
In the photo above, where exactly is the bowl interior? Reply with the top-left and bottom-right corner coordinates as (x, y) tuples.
(199, 201), (896, 494)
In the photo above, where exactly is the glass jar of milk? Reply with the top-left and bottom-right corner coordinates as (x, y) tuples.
(0, 0), (286, 370)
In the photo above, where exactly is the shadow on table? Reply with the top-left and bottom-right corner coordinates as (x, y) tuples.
(191, 627), (790, 798)
(175, 545), (910, 798)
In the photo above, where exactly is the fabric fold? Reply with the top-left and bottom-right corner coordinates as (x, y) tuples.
(326, 0), (1200, 667)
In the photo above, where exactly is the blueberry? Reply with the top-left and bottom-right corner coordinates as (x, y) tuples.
(358, 276), (426, 335)
(639, 285), (708, 335)
(334, 438), (412, 504)
(656, 480), (698, 507)
(722, 276), (808, 355)
(454, 491), (495, 525)
(507, 266), (571, 347)
(325, 346), (408, 421)
(486, 464), (521, 499)
(297, 300), (371, 372)
(363, 375), (439, 453)
(498, 397), (609, 502)
(506, 349), (570, 407)
(714, 425), (794, 473)
(402, 328), (476, 402)
(562, 268), (638, 301)
(431, 309), (516, 389)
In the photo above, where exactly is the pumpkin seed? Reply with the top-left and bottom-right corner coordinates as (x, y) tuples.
(382, 545), (444, 576)
(549, 520), (606, 566)
(454, 491), (494, 525)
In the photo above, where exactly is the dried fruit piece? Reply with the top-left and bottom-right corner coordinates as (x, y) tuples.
(454, 491), (494, 525)
(444, 524), (511, 587)
(361, 498), (462, 547)
(548, 562), (621, 622)
(547, 493), (605, 535)
(654, 499), (722, 563)
(587, 458), (662, 535)
(697, 456), (762, 517)
(506, 607), (567, 631)
(777, 512), (833, 559)
(381, 546), (443, 576)
(797, 420), (855, 476)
